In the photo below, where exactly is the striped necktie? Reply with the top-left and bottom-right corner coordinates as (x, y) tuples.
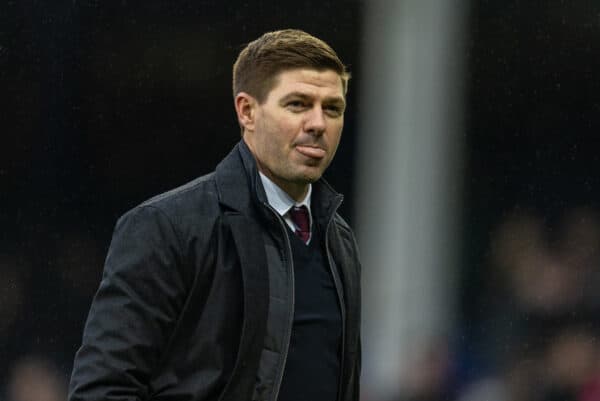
(289, 205), (310, 243)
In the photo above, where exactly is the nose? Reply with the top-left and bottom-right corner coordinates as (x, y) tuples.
(304, 106), (327, 135)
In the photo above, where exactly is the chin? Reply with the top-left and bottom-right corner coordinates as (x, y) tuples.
(299, 171), (322, 183)
(286, 164), (326, 184)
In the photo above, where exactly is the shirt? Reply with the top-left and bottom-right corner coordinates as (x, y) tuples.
(259, 172), (313, 243)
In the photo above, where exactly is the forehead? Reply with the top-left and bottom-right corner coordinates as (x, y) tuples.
(268, 68), (344, 99)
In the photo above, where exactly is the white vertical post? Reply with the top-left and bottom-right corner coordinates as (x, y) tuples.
(355, 1), (467, 399)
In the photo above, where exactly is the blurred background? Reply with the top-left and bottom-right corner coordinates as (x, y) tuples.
(2, 1), (600, 400)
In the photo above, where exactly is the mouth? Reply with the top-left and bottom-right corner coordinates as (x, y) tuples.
(295, 145), (327, 159)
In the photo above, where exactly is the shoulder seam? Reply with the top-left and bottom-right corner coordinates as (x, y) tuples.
(137, 204), (186, 262)
(140, 173), (216, 207)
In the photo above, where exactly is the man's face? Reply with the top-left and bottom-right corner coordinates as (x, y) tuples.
(241, 68), (346, 200)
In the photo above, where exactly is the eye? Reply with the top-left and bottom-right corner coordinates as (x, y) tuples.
(286, 100), (307, 111)
(324, 105), (343, 117)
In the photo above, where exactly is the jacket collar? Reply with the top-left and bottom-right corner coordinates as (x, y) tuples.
(215, 139), (267, 214)
(215, 139), (343, 226)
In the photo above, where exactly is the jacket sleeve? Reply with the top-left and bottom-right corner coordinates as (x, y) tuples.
(69, 205), (191, 401)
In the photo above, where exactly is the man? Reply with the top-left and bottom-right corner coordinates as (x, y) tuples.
(69, 29), (361, 401)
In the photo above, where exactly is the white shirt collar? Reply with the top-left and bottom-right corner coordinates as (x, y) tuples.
(259, 172), (312, 216)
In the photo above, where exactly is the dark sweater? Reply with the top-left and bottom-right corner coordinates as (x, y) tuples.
(277, 224), (342, 401)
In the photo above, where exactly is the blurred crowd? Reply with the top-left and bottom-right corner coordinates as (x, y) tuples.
(390, 205), (600, 401)
(2, 206), (600, 401)
(0, 226), (104, 401)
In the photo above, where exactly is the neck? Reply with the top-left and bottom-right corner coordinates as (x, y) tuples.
(266, 174), (309, 202)
(245, 143), (309, 202)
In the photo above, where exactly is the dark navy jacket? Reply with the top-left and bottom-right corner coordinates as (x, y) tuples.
(68, 140), (361, 401)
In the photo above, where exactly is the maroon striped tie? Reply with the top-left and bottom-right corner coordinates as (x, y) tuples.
(289, 205), (310, 243)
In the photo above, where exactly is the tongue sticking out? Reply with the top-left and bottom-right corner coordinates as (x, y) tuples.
(296, 145), (326, 159)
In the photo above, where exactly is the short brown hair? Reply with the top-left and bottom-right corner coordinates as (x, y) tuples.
(233, 29), (350, 103)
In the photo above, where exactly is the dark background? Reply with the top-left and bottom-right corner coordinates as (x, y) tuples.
(461, 0), (600, 317)
(2, 0), (600, 398)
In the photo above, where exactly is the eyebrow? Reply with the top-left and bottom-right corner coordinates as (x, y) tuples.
(279, 92), (346, 108)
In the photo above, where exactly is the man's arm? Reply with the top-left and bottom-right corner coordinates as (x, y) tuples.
(69, 205), (191, 401)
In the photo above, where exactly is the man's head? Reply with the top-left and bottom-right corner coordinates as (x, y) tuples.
(233, 29), (350, 104)
(233, 29), (350, 201)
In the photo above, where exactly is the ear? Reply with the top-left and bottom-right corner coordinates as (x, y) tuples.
(234, 92), (258, 133)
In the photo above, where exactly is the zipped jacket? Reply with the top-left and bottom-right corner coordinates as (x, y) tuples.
(68, 140), (361, 401)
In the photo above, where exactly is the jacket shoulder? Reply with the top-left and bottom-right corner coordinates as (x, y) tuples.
(118, 172), (221, 235)
(140, 172), (217, 209)
(332, 212), (355, 237)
